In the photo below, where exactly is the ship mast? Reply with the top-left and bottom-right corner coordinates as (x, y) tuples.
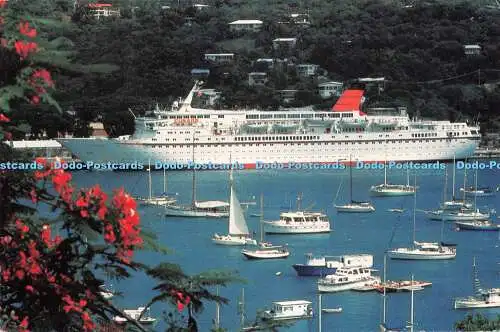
(409, 274), (414, 332)
(238, 288), (245, 329)
(412, 173), (417, 246)
(297, 192), (302, 211)
(148, 159), (152, 200)
(349, 155), (353, 203)
(318, 293), (322, 332)
(382, 253), (387, 326)
(163, 161), (167, 194)
(191, 135), (196, 207)
(260, 193), (264, 243)
(462, 157), (468, 202)
(443, 164), (448, 203)
(215, 286), (220, 329)
(452, 154), (456, 200)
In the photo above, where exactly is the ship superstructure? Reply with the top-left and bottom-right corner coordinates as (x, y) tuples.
(59, 81), (481, 167)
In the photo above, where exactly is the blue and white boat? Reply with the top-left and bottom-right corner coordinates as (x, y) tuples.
(292, 253), (373, 276)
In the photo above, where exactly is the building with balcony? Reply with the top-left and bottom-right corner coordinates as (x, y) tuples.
(317, 81), (343, 99)
(229, 20), (263, 33)
(87, 3), (120, 19)
(272, 38), (297, 50)
(464, 44), (481, 56)
(296, 64), (319, 77)
(248, 72), (268, 86)
(204, 53), (235, 64)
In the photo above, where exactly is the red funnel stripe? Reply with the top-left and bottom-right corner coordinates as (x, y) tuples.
(332, 89), (365, 115)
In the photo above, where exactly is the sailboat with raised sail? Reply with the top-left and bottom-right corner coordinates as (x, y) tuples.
(165, 142), (229, 218)
(387, 174), (457, 260)
(335, 155), (375, 213)
(242, 194), (290, 259)
(135, 160), (177, 207)
(212, 169), (257, 245)
(370, 151), (416, 197)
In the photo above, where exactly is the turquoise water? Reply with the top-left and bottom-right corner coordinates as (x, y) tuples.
(71, 162), (500, 331)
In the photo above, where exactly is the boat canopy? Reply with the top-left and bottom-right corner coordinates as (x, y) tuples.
(195, 201), (229, 209)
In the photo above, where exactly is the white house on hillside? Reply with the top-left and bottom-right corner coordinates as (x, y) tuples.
(229, 20), (263, 32)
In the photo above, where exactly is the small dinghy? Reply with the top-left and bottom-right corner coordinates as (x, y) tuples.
(322, 307), (343, 313)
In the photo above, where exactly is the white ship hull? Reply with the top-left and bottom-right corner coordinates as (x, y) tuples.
(318, 276), (380, 293)
(165, 205), (228, 218)
(212, 234), (257, 246)
(454, 299), (500, 309)
(335, 204), (375, 213)
(136, 197), (176, 206)
(441, 212), (489, 221)
(241, 249), (290, 259)
(58, 135), (479, 168)
(387, 249), (456, 260)
(263, 221), (330, 234)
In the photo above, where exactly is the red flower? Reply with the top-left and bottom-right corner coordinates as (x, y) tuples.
(19, 21), (37, 38)
(52, 170), (72, 193)
(19, 316), (29, 332)
(14, 40), (38, 60)
(15, 269), (25, 280)
(41, 225), (51, 246)
(81, 311), (95, 331)
(30, 95), (40, 104)
(15, 219), (30, 237)
(0, 113), (10, 122)
(2, 269), (11, 281)
(25, 285), (35, 293)
(0, 0), (6, 8)
(31, 69), (53, 87)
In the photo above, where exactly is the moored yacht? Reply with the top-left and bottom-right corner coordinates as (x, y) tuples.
(388, 241), (456, 260)
(454, 258), (500, 309)
(370, 168), (416, 197)
(263, 211), (330, 234)
(388, 175), (457, 260)
(135, 162), (176, 207)
(317, 266), (380, 293)
(440, 208), (490, 222)
(455, 220), (500, 231)
(335, 155), (375, 212)
(292, 253), (373, 276)
(460, 186), (496, 197)
(241, 194), (289, 259)
(165, 200), (229, 218)
(262, 300), (313, 321)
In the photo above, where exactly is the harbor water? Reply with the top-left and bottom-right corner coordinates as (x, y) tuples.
(70, 162), (500, 331)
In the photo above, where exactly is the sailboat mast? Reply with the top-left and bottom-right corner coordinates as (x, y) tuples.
(297, 192), (302, 211)
(452, 155), (456, 200)
(382, 253), (387, 325)
(260, 193), (264, 243)
(474, 168), (478, 212)
(409, 274), (414, 332)
(191, 139), (196, 207)
(239, 289), (245, 329)
(148, 159), (152, 200)
(318, 293), (322, 332)
(463, 158), (468, 202)
(349, 155), (353, 203)
(412, 173), (417, 245)
(443, 165), (448, 203)
(215, 286), (220, 329)
(163, 162), (167, 193)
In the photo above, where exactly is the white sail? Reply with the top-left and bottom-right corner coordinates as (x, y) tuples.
(229, 184), (250, 236)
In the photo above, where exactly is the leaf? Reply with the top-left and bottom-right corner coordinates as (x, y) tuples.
(43, 93), (62, 113)
(0, 86), (26, 112)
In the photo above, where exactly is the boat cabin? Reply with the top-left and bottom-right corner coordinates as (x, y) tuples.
(194, 200), (229, 212)
(279, 211), (329, 223)
(264, 300), (313, 320)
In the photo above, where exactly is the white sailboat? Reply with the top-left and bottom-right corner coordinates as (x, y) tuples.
(454, 258), (500, 309)
(370, 157), (416, 197)
(165, 144), (229, 218)
(135, 161), (177, 207)
(335, 155), (375, 213)
(241, 194), (290, 259)
(387, 175), (457, 260)
(212, 170), (257, 245)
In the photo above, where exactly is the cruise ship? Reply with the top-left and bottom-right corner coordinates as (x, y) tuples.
(58, 81), (481, 168)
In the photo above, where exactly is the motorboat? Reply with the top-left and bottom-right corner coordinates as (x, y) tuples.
(455, 220), (500, 231)
(321, 307), (343, 313)
(263, 211), (330, 234)
(317, 267), (380, 293)
(262, 300), (313, 321)
(292, 253), (373, 276)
